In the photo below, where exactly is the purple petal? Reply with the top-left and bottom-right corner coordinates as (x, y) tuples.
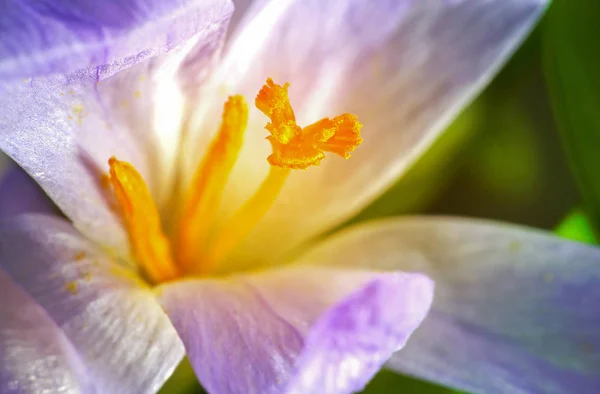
(297, 216), (600, 393)
(185, 0), (549, 270)
(280, 269), (434, 394)
(158, 266), (433, 394)
(0, 165), (57, 219)
(0, 0), (233, 81)
(0, 0), (233, 254)
(0, 269), (91, 394)
(0, 214), (184, 394)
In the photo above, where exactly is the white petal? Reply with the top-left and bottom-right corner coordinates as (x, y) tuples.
(0, 215), (184, 394)
(296, 216), (600, 393)
(188, 0), (549, 270)
(0, 0), (233, 255)
(157, 265), (432, 394)
(0, 269), (92, 394)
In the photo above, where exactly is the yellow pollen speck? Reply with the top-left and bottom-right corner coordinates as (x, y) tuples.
(134, 90), (141, 99)
(74, 251), (86, 261)
(84, 273), (93, 282)
(72, 104), (86, 125)
(255, 78), (362, 169)
(65, 282), (78, 294)
(121, 100), (129, 108)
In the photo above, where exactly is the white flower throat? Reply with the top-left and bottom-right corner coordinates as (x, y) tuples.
(108, 78), (363, 283)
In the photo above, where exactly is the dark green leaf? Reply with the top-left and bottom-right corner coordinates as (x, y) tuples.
(359, 369), (457, 394)
(543, 0), (600, 237)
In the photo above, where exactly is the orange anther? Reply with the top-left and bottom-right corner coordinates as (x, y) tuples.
(108, 157), (179, 283)
(176, 96), (248, 273)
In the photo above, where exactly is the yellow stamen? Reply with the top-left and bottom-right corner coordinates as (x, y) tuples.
(108, 157), (180, 283)
(106, 80), (362, 278)
(202, 78), (363, 271)
(176, 96), (248, 272)
(203, 167), (290, 273)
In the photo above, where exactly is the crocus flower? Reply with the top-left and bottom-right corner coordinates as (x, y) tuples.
(0, 1), (598, 394)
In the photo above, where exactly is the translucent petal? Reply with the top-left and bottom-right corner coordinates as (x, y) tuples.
(158, 265), (432, 394)
(0, 0), (233, 81)
(0, 269), (92, 394)
(0, 215), (184, 394)
(0, 0), (233, 254)
(297, 216), (600, 393)
(0, 165), (57, 219)
(188, 0), (549, 269)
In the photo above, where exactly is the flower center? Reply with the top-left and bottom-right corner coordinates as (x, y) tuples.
(108, 79), (362, 283)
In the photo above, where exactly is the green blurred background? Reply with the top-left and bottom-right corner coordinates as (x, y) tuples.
(158, 0), (600, 392)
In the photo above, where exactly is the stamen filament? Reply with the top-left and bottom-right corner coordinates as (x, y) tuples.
(176, 96), (248, 273)
(108, 157), (179, 283)
(199, 79), (362, 273)
(104, 79), (360, 280)
(202, 166), (291, 273)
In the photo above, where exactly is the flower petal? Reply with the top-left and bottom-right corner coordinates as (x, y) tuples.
(0, 269), (92, 394)
(0, 165), (57, 219)
(0, 214), (184, 394)
(158, 266), (433, 394)
(0, 0), (233, 254)
(189, 0), (549, 268)
(296, 216), (600, 393)
(0, 0), (232, 81)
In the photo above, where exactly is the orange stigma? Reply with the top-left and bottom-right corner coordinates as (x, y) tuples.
(107, 78), (362, 280)
(202, 79), (363, 270)
(256, 78), (363, 169)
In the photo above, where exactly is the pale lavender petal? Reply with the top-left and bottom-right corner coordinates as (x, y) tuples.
(158, 266), (433, 394)
(0, 0), (233, 254)
(0, 165), (57, 218)
(0, 0), (232, 81)
(0, 214), (184, 394)
(0, 269), (92, 394)
(186, 0), (549, 270)
(297, 217), (600, 393)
